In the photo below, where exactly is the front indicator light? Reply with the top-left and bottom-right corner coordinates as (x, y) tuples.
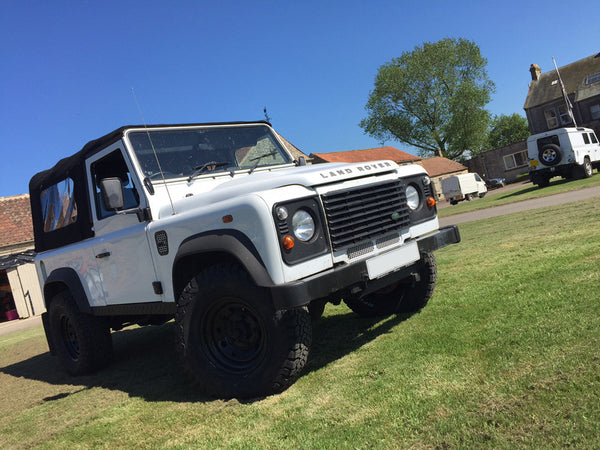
(282, 235), (295, 250)
(426, 197), (436, 208)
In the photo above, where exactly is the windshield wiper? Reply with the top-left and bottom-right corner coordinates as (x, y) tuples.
(187, 161), (229, 182)
(248, 151), (279, 174)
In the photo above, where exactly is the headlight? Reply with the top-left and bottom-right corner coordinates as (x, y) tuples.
(406, 185), (420, 210)
(292, 210), (315, 241)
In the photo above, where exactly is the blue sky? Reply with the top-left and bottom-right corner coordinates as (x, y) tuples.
(1, 0), (599, 197)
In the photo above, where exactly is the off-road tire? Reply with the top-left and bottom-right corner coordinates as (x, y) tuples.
(577, 157), (593, 179)
(308, 299), (327, 320)
(344, 252), (437, 317)
(47, 291), (113, 375)
(531, 172), (550, 188)
(175, 262), (311, 399)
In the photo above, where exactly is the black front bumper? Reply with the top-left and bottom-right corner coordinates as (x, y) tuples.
(270, 225), (461, 309)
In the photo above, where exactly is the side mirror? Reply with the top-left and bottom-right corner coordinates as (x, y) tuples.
(297, 156), (307, 166)
(99, 177), (125, 211)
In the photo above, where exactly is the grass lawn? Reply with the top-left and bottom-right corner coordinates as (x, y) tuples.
(1, 198), (599, 448)
(438, 172), (600, 218)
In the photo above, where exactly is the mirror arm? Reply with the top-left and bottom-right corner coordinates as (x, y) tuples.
(116, 207), (152, 222)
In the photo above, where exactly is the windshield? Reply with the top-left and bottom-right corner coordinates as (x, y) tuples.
(127, 125), (291, 180)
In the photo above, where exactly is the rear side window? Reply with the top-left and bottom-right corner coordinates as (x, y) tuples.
(40, 178), (78, 232)
(583, 133), (590, 144)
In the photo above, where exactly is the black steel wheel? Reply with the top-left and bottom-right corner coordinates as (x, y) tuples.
(176, 262), (311, 398)
(201, 298), (267, 374)
(47, 291), (112, 375)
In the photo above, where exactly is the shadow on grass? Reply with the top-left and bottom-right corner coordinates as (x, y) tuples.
(0, 309), (411, 403)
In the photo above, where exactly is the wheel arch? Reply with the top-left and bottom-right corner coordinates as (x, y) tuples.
(44, 267), (92, 314)
(172, 230), (274, 302)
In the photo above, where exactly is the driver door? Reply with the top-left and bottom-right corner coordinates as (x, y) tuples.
(86, 143), (162, 305)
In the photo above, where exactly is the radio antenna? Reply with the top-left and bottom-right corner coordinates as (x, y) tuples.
(131, 88), (176, 215)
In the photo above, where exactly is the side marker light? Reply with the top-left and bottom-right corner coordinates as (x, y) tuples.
(426, 197), (436, 208)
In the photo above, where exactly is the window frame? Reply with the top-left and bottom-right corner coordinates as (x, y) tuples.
(590, 104), (600, 120)
(544, 108), (558, 129)
(503, 150), (528, 170)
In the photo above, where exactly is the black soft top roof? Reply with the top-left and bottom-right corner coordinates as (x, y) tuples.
(29, 121), (270, 192)
(29, 121), (269, 252)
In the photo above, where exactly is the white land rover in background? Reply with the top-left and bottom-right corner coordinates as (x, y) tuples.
(29, 121), (460, 398)
(528, 127), (600, 187)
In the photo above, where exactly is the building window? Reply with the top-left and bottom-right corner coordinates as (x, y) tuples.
(503, 150), (528, 170)
(586, 73), (600, 85)
(557, 105), (572, 125)
(544, 109), (558, 128)
(591, 104), (600, 120)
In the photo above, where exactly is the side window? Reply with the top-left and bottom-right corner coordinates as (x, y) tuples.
(590, 133), (599, 144)
(91, 150), (140, 220)
(557, 105), (572, 125)
(544, 108), (558, 129)
(582, 133), (590, 145)
(474, 174), (482, 182)
(40, 178), (78, 232)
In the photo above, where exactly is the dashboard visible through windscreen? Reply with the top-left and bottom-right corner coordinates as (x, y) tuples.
(126, 125), (291, 180)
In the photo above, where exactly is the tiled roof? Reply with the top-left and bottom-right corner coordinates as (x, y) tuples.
(0, 194), (34, 248)
(419, 157), (467, 177)
(310, 146), (421, 164)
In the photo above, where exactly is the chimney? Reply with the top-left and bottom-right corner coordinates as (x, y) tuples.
(530, 64), (542, 81)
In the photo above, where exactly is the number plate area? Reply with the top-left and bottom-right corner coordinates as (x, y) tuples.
(366, 241), (420, 280)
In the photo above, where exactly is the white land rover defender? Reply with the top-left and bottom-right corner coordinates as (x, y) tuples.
(29, 121), (460, 398)
(528, 127), (600, 187)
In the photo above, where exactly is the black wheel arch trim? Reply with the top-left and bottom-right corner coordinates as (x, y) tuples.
(173, 230), (273, 297)
(44, 267), (92, 314)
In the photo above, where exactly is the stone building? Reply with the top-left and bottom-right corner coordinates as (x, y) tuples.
(524, 53), (600, 135)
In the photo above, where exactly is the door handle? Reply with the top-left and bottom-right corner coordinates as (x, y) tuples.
(95, 252), (111, 259)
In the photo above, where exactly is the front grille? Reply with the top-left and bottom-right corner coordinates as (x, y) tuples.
(321, 180), (410, 251)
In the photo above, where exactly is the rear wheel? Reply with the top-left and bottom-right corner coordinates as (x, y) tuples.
(578, 157), (593, 179)
(344, 253), (437, 317)
(47, 291), (112, 375)
(176, 262), (311, 398)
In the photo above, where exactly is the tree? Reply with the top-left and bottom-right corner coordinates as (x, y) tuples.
(360, 38), (495, 160)
(487, 113), (530, 149)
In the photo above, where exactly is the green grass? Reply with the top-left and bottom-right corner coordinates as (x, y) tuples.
(1, 198), (599, 448)
(438, 172), (600, 217)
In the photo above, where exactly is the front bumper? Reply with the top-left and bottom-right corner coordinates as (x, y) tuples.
(270, 225), (461, 309)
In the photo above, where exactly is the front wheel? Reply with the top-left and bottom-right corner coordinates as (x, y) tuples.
(344, 252), (437, 317)
(47, 291), (113, 375)
(176, 263), (311, 398)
